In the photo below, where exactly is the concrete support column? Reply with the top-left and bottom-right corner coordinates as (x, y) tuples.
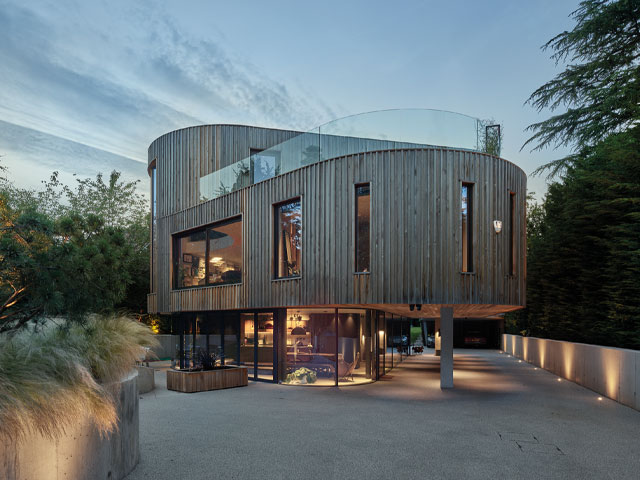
(440, 306), (454, 389)
(435, 317), (441, 356)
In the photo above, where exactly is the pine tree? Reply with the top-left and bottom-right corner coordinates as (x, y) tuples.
(523, 0), (640, 169)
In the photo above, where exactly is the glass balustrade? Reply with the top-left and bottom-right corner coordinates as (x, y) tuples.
(199, 109), (481, 202)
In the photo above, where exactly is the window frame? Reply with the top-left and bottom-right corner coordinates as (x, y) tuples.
(461, 181), (474, 274)
(354, 182), (371, 274)
(172, 214), (243, 290)
(509, 191), (516, 276)
(273, 197), (302, 280)
(149, 159), (157, 291)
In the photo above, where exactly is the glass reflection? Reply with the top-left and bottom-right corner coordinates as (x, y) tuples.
(176, 231), (207, 288)
(275, 199), (302, 278)
(207, 217), (242, 285)
(355, 184), (370, 273)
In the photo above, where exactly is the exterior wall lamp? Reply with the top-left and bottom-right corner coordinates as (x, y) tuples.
(493, 220), (503, 234)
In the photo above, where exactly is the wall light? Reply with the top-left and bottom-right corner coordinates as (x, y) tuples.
(493, 220), (503, 234)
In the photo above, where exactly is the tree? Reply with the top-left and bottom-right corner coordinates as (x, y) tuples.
(510, 127), (640, 348)
(0, 163), (150, 333)
(523, 0), (640, 172)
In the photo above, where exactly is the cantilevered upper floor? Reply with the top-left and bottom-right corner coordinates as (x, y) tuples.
(147, 109), (526, 318)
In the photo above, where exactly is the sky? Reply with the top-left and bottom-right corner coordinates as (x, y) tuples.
(0, 0), (578, 199)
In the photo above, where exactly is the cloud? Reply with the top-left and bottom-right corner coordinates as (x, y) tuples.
(0, 120), (148, 195)
(0, 0), (334, 177)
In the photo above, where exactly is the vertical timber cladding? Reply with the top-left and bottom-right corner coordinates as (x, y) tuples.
(149, 125), (526, 315)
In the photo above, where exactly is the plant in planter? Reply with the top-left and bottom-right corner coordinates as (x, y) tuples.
(193, 349), (224, 371)
(284, 367), (317, 384)
(166, 349), (248, 393)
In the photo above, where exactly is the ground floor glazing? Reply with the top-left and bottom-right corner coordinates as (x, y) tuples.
(171, 308), (413, 386)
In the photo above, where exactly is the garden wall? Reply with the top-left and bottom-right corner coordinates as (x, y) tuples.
(503, 334), (640, 411)
(0, 371), (139, 480)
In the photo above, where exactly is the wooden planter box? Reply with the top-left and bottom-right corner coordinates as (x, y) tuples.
(166, 366), (248, 393)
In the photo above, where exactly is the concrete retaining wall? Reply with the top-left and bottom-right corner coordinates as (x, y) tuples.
(503, 334), (640, 411)
(0, 371), (140, 480)
(135, 365), (155, 394)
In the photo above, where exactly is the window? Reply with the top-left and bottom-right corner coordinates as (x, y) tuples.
(355, 184), (370, 272)
(509, 192), (516, 275)
(274, 199), (302, 278)
(207, 218), (243, 285)
(250, 148), (280, 184)
(150, 163), (157, 290)
(461, 183), (474, 272)
(173, 216), (242, 288)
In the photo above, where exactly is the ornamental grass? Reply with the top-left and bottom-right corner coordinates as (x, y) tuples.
(0, 314), (157, 440)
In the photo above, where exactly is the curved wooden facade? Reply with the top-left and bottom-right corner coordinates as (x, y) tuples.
(148, 124), (526, 319)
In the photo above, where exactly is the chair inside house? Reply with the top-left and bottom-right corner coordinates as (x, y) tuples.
(338, 352), (360, 382)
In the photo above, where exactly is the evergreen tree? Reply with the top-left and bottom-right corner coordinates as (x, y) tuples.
(523, 0), (640, 174)
(512, 127), (640, 348)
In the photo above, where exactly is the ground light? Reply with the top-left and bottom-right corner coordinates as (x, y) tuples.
(598, 397), (603, 401)
(557, 378), (562, 382)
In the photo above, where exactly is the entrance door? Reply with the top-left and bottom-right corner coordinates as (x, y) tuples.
(240, 312), (275, 382)
(256, 313), (274, 380)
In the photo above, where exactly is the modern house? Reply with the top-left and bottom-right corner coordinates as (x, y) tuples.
(147, 109), (526, 388)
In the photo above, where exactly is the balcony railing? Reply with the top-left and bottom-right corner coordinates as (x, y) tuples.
(199, 109), (482, 202)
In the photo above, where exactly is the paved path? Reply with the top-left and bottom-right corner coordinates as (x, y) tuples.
(127, 350), (640, 479)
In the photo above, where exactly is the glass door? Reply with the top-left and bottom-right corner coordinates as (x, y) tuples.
(239, 312), (275, 382)
(256, 313), (274, 381)
(240, 313), (256, 379)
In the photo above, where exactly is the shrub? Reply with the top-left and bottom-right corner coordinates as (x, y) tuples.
(0, 314), (157, 440)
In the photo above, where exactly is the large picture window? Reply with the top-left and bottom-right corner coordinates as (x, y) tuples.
(355, 184), (370, 273)
(174, 216), (242, 288)
(274, 199), (302, 278)
(461, 182), (474, 272)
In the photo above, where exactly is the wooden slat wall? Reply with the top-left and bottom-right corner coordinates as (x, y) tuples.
(147, 293), (157, 314)
(148, 125), (527, 316)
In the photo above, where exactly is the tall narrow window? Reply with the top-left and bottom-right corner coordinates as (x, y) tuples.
(461, 182), (474, 272)
(355, 184), (371, 272)
(151, 163), (157, 290)
(274, 199), (302, 278)
(509, 192), (516, 275)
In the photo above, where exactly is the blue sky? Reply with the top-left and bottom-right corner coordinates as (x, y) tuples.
(0, 0), (577, 198)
